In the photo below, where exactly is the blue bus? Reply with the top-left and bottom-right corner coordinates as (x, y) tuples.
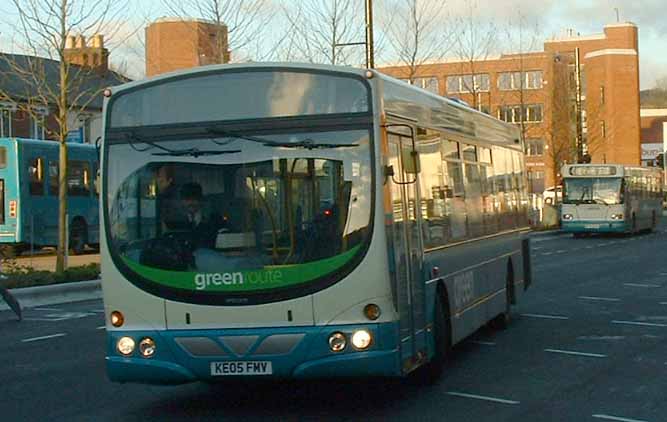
(0, 138), (99, 256)
(101, 63), (531, 384)
(561, 164), (663, 235)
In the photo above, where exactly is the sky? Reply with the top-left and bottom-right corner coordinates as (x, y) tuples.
(0, 0), (664, 89)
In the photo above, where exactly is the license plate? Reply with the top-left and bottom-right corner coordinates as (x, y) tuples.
(210, 361), (273, 376)
(584, 224), (600, 229)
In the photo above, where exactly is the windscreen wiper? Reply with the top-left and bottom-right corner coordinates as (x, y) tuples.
(126, 134), (240, 157)
(208, 127), (359, 150)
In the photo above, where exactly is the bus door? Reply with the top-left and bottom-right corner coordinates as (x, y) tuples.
(387, 131), (426, 372)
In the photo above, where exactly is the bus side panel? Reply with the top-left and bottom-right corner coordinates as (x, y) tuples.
(423, 231), (523, 345)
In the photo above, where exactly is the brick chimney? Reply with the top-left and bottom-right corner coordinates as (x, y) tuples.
(63, 34), (110, 74)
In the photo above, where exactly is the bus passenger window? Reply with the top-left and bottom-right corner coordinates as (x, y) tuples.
(29, 157), (45, 196)
(48, 161), (59, 196)
(68, 160), (91, 196)
(0, 147), (6, 169)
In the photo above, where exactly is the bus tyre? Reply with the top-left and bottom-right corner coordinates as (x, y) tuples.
(69, 221), (88, 255)
(419, 292), (450, 384)
(491, 264), (513, 330)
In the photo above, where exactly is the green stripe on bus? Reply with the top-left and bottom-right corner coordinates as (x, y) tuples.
(121, 245), (361, 292)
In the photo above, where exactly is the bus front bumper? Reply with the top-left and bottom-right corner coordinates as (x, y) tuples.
(561, 220), (627, 233)
(105, 322), (401, 385)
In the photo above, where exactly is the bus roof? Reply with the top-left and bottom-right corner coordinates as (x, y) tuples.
(105, 62), (521, 149)
(0, 137), (97, 151)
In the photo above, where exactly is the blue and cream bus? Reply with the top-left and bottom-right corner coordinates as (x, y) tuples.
(561, 164), (663, 235)
(0, 138), (99, 256)
(101, 63), (532, 384)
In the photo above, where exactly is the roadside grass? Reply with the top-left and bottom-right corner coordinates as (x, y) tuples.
(0, 259), (100, 289)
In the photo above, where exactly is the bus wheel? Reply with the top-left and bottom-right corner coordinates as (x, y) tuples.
(69, 220), (88, 255)
(419, 290), (450, 384)
(491, 262), (513, 330)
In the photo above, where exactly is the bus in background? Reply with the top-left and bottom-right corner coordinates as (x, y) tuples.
(561, 164), (662, 236)
(0, 138), (99, 256)
(101, 63), (531, 384)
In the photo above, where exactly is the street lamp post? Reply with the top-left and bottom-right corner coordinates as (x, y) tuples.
(333, 0), (375, 69)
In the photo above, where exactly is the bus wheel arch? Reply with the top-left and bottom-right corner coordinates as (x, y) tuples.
(69, 217), (88, 255)
(419, 281), (452, 383)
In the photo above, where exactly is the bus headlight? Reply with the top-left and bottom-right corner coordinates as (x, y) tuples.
(611, 213), (624, 220)
(117, 337), (135, 356)
(328, 332), (346, 352)
(562, 214), (573, 220)
(351, 330), (373, 350)
(139, 338), (156, 358)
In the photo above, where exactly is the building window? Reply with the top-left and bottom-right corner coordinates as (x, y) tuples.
(498, 71), (543, 90)
(525, 139), (545, 156)
(412, 77), (439, 94)
(446, 74), (490, 94)
(600, 120), (606, 138)
(498, 104), (543, 123)
(479, 104), (491, 114)
(0, 101), (17, 137)
(600, 86), (605, 105)
(524, 104), (543, 123)
(30, 115), (46, 139)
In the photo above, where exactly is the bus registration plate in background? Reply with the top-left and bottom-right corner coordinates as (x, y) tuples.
(211, 361), (273, 376)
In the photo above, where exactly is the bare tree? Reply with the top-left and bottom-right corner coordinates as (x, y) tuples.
(278, 0), (365, 65)
(453, 1), (498, 109)
(1, 0), (129, 272)
(162, 0), (272, 63)
(382, 0), (453, 83)
(542, 55), (576, 201)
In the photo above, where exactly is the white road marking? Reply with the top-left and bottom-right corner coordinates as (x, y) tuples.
(541, 252), (554, 256)
(659, 302), (667, 305)
(472, 341), (496, 346)
(623, 283), (661, 288)
(96, 326), (106, 330)
(579, 296), (621, 302)
(544, 348), (606, 358)
(612, 320), (667, 328)
(21, 333), (67, 343)
(521, 313), (569, 320)
(592, 414), (648, 422)
(585, 246), (595, 249)
(446, 391), (519, 405)
(33, 308), (62, 311)
(577, 335), (625, 341)
(555, 250), (566, 254)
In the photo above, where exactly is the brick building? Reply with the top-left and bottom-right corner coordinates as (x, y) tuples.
(378, 23), (641, 193)
(145, 18), (231, 77)
(0, 34), (127, 143)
